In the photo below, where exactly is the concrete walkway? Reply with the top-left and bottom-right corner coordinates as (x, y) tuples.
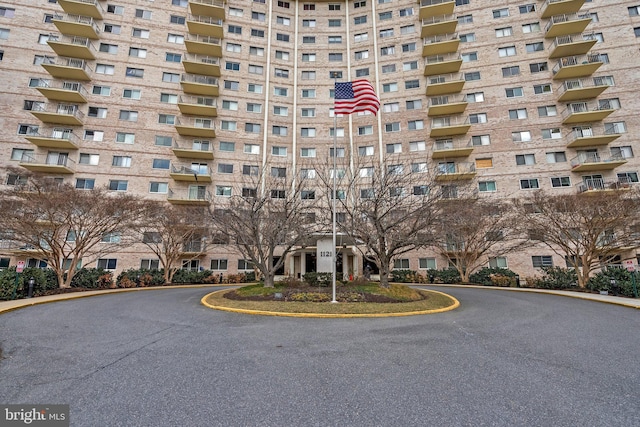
(1, 283), (638, 315)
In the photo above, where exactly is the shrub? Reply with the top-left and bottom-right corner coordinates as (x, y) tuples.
(431, 267), (461, 284)
(303, 272), (332, 287)
(70, 268), (113, 289)
(288, 292), (331, 302)
(533, 267), (578, 289)
(469, 267), (517, 287)
(0, 267), (55, 300)
(588, 267), (637, 297)
(116, 269), (165, 288)
(390, 269), (428, 283)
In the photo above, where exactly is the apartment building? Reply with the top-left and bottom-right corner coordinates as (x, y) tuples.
(0, 0), (639, 279)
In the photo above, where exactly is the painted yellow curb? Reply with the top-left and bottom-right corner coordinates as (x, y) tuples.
(200, 289), (460, 318)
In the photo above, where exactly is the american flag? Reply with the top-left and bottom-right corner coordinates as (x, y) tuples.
(334, 80), (380, 116)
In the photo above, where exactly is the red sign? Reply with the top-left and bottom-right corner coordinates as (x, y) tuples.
(625, 260), (635, 272)
(16, 261), (25, 273)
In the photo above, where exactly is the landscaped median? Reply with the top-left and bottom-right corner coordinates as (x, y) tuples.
(201, 283), (459, 318)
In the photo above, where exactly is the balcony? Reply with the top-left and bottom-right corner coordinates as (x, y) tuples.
(182, 54), (221, 77)
(189, 0), (225, 20)
(561, 101), (614, 124)
(541, 0), (586, 19)
(423, 33), (459, 57)
(184, 34), (222, 57)
(52, 14), (100, 39)
(57, 0), (104, 20)
(47, 34), (97, 60)
(187, 15), (224, 38)
(548, 33), (597, 59)
(167, 187), (212, 206)
(421, 15), (457, 38)
(180, 74), (219, 96)
(34, 80), (89, 103)
(182, 241), (207, 256)
(30, 103), (84, 126)
(545, 12), (593, 38)
(552, 54), (603, 80)
(566, 125), (621, 148)
(19, 153), (76, 174)
(570, 152), (626, 172)
(174, 117), (216, 138)
(25, 129), (81, 149)
(424, 53), (463, 76)
(41, 56), (92, 81)
(419, 0), (455, 20)
(427, 95), (468, 116)
(577, 177), (633, 194)
(557, 78), (609, 102)
(177, 95), (217, 116)
(431, 138), (473, 159)
(435, 162), (476, 181)
(430, 116), (471, 137)
(426, 73), (465, 96)
(172, 141), (214, 160)
(170, 165), (212, 183)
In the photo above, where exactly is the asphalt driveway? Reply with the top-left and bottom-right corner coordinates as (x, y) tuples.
(1, 286), (638, 427)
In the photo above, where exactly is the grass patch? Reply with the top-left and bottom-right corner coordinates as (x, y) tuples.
(204, 283), (457, 316)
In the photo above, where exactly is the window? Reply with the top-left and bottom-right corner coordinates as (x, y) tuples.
(272, 126), (288, 136)
(605, 122), (627, 134)
(272, 146), (287, 156)
(132, 28), (150, 39)
(251, 29), (264, 37)
(532, 256), (553, 268)
(225, 62), (240, 71)
(516, 154), (535, 166)
(519, 4), (535, 13)
(522, 22), (541, 34)
(149, 182), (168, 194)
(419, 258), (436, 270)
(506, 87), (524, 98)
(475, 158), (493, 169)
(409, 141), (426, 152)
(406, 100), (422, 110)
(405, 80), (420, 89)
(520, 179), (539, 189)
(509, 109), (528, 120)
(465, 72), (481, 81)
(103, 23), (121, 34)
(88, 107), (107, 118)
(108, 180), (128, 191)
(99, 43), (118, 54)
(248, 65), (263, 75)
(215, 186), (232, 197)
(472, 135), (491, 146)
(354, 33), (368, 42)
(242, 165), (259, 176)
(385, 123), (400, 133)
(160, 93), (178, 104)
(379, 28), (393, 38)
(618, 172), (639, 183)
(394, 259), (410, 270)
(0, 7), (15, 17)
(489, 257), (508, 269)
(546, 152), (566, 163)
(301, 128), (316, 138)
(533, 84), (552, 94)
(408, 120), (424, 130)
(274, 68), (288, 78)
(466, 92), (484, 103)
(116, 132), (135, 144)
(461, 52), (478, 62)
(630, 6), (640, 16)
(329, 53), (343, 61)
(526, 42), (544, 53)
(411, 162), (428, 173)
(84, 130), (104, 142)
(328, 36), (342, 44)
(542, 128), (562, 140)
(551, 177), (571, 188)
(119, 110), (138, 121)
(359, 126), (374, 136)
(401, 25), (415, 35)
(478, 181), (497, 192)
(359, 146), (374, 156)
(95, 64), (115, 75)
(75, 178), (95, 190)
(329, 4), (341, 11)
(538, 105), (557, 117)
(274, 87), (288, 97)
(502, 65), (520, 77)
(79, 153), (99, 165)
(384, 103), (400, 113)
(162, 73), (180, 83)
(152, 159), (170, 169)
(414, 186), (429, 196)
(460, 33), (476, 42)
(611, 146), (634, 159)
(382, 83), (398, 93)
(354, 16), (366, 25)
(469, 113), (487, 123)
(112, 156), (132, 167)
(135, 8), (152, 19)
(125, 67), (144, 78)
(276, 33), (290, 42)
(380, 46), (395, 56)
(530, 62), (548, 73)
(458, 15), (473, 24)
(512, 131), (532, 142)
(498, 46), (516, 57)
(217, 164), (233, 174)
(97, 259), (117, 270)
(496, 27), (513, 38)
(170, 15), (185, 25)
(244, 144), (260, 155)
(493, 8), (509, 18)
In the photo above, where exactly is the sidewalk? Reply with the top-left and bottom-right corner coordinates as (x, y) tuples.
(425, 284), (640, 309)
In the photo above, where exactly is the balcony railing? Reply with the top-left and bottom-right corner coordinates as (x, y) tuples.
(422, 14), (455, 26)
(183, 53), (220, 65)
(167, 188), (212, 203)
(423, 33), (458, 45)
(577, 177), (632, 193)
(431, 116), (470, 128)
(570, 152), (625, 168)
(544, 11), (592, 32)
(42, 56), (93, 72)
(562, 100), (612, 118)
(19, 153), (77, 168)
(190, 0), (224, 7)
(181, 74), (218, 86)
(179, 95), (217, 107)
(32, 103), (85, 119)
(187, 14), (223, 26)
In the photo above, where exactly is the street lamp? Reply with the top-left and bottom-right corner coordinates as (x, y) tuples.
(27, 277), (35, 298)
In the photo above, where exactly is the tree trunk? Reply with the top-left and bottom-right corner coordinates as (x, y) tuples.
(263, 273), (275, 288)
(379, 260), (390, 288)
(57, 270), (69, 289)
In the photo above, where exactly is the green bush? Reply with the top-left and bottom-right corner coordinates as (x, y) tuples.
(390, 269), (427, 283)
(469, 267), (517, 287)
(70, 268), (113, 289)
(288, 292), (331, 302)
(116, 269), (166, 288)
(303, 272), (333, 287)
(588, 267), (637, 297)
(533, 266), (578, 289)
(431, 267), (461, 284)
(0, 267), (56, 300)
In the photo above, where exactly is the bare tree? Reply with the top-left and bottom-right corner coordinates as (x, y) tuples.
(211, 166), (318, 287)
(138, 203), (211, 284)
(515, 189), (640, 288)
(0, 174), (147, 288)
(318, 155), (440, 287)
(431, 197), (525, 282)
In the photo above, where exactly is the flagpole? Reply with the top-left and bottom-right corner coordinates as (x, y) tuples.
(331, 74), (338, 303)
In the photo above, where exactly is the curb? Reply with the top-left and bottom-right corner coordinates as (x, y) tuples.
(200, 288), (460, 318)
(0, 284), (230, 315)
(420, 284), (640, 310)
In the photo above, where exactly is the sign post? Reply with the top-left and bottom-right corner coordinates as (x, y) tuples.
(12, 261), (25, 300)
(626, 261), (638, 298)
